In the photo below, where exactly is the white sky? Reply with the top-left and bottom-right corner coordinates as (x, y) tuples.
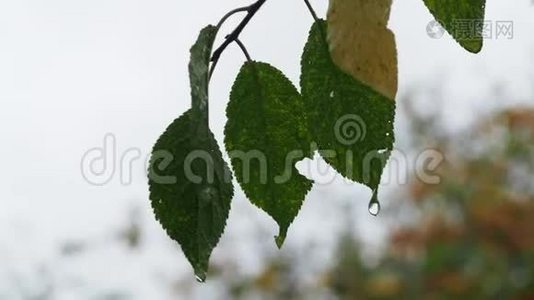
(0, 0), (533, 298)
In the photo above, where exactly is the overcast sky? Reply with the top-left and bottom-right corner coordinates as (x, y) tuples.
(0, 0), (533, 298)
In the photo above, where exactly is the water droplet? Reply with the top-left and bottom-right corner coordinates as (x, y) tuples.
(329, 91), (335, 98)
(199, 186), (218, 205)
(368, 190), (381, 216)
(195, 275), (205, 283)
(368, 201), (380, 216)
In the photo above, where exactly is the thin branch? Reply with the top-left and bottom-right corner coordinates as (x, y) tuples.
(216, 6), (250, 30)
(303, 0), (319, 23)
(211, 0), (267, 64)
(209, 6), (251, 81)
(208, 37), (252, 81)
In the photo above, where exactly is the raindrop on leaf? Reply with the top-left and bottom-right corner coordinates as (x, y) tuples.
(199, 186), (218, 205)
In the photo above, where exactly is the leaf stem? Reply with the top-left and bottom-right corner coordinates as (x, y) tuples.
(303, 0), (325, 45)
(235, 38), (252, 62)
(303, 0), (319, 23)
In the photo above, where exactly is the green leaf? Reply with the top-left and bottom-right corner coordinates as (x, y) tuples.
(301, 20), (395, 200)
(225, 62), (313, 247)
(422, 0), (486, 53)
(148, 25), (233, 282)
(148, 110), (233, 282)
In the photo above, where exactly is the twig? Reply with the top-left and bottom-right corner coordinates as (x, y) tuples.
(216, 6), (250, 30)
(208, 36), (253, 81)
(210, 0), (267, 64)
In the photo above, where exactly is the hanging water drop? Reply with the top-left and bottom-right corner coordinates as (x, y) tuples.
(368, 190), (381, 216)
(195, 274), (206, 283)
(368, 201), (380, 216)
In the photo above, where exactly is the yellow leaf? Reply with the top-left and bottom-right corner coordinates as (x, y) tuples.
(327, 0), (398, 100)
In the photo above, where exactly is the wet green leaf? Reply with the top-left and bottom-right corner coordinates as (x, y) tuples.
(148, 25), (233, 282)
(225, 62), (313, 247)
(301, 20), (395, 198)
(422, 0), (486, 53)
(149, 110), (233, 282)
